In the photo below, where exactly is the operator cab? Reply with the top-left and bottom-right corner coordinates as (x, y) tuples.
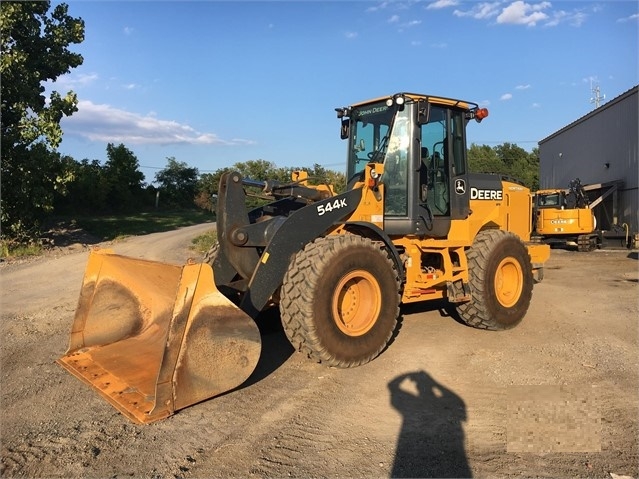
(337, 93), (488, 237)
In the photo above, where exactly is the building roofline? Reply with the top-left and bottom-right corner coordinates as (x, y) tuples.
(539, 85), (639, 145)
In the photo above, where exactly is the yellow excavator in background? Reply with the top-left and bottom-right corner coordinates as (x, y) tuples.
(533, 178), (598, 252)
(58, 92), (550, 424)
(532, 178), (633, 251)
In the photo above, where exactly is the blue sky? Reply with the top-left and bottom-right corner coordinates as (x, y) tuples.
(51, 0), (638, 183)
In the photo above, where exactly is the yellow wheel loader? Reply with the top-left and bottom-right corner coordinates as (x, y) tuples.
(59, 92), (550, 423)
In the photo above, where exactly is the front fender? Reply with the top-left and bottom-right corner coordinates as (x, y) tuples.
(239, 188), (364, 318)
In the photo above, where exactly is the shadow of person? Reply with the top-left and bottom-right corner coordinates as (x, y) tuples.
(388, 371), (472, 478)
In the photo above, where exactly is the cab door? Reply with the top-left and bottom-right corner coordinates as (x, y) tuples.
(415, 106), (470, 237)
(447, 108), (471, 220)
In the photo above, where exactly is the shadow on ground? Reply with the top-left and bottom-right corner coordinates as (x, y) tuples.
(389, 370), (472, 478)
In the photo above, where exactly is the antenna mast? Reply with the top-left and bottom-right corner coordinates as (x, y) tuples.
(590, 79), (605, 108)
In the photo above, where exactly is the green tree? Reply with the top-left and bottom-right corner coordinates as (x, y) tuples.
(195, 171), (227, 212)
(467, 144), (504, 174)
(299, 163), (346, 194)
(468, 142), (539, 191)
(194, 160), (346, 213)
(103, 143), (145, 212)
(1, 1), (84, 240)
(154, 157), (199, 208)
(54, 158), (110, 214)
(230, 159), (287, 182)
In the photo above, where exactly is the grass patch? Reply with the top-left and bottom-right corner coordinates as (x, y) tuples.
(1, 241), (44, 258)
(76, 209), (214, 241)
(190, 230), (217, 255)
(1, 210), (215, 259)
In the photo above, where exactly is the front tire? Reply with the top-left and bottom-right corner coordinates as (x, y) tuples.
(456, 230), (533, 330)
(280, 235), (400, 368)
(203, 241), (219, 265)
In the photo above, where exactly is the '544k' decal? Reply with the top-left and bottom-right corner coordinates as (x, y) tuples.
(317, 198), (347, 216)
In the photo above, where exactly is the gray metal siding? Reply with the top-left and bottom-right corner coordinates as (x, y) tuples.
(539, 87), (638, 232)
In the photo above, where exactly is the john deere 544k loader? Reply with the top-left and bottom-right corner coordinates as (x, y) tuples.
(58, 92), (550, 423)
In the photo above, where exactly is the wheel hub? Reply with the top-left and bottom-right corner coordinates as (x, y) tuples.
(495, 256), (523, 308)
(332, 270), (381, 336)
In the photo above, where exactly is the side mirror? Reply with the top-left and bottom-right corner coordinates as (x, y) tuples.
(418, 100), (430, 124)
(340, 119), (350, 140)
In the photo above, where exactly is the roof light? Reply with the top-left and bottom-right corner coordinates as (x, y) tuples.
(386, 94), (406, 107)
(475, 108), (489, 122)
(335, 107), (350, 119)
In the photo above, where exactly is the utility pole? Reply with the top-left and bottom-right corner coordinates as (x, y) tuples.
(590, 79), (605, 109)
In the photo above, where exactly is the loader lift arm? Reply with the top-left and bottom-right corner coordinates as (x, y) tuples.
(214, 171), (365, 318)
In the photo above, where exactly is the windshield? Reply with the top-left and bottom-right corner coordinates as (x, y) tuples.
(346, 101), (394, 179)
(537, 192), (563, 208)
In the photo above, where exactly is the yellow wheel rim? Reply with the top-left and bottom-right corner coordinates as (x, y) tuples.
(494, 256), (523, 308)
(332, 270), (381, 336)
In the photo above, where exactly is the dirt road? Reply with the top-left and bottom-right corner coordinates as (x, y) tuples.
(1, 224), (637, 478)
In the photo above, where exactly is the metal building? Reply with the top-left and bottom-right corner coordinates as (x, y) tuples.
(538, 85), (638, 235)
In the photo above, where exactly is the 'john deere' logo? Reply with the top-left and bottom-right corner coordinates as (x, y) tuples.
(455, 179), (466, 195)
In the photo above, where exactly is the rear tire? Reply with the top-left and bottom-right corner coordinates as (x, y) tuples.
(456, 230), (533, 330)
(280, 235), (400, 368)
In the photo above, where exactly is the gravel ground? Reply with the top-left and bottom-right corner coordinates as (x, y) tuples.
(1, 225), (637, 478)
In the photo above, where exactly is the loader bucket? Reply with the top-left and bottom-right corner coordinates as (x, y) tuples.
(57, 249), (261, 424)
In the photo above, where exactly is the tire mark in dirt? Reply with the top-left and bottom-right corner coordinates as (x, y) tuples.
(249, 405), (337, 477)
(179, 355), (346, 478)
(1, 423), (110, 477)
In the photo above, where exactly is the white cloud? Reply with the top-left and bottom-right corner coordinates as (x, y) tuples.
(345, 31), (358, 39)
(544, 8), (587, 27)
(515, 84), (531, 90)
(63, 100), (255, 146)
(402, 19), (422, 28)
(48, 72), (99, 91)
(366, 1), (389, 12)
(617, 13), (639, 23)
(496, 1), (551, 26)
(531, 102), (541, 108)
(500, 93), (513, 101)
(123, 26), (134, 35)
(568, 11), (587, 27)
(388, 14), (400, 23)
(453, 1), (587, 27)
(454, 2), (501, 20)
(426, 0), (459, 9)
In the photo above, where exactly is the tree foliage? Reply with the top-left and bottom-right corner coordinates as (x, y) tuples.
(194, 161), (347, 212)
(51, 144), (148, 215)
(54, 159), (109, 214)
(1, 1), (84, 240)
(103, 143), (146, 212)
(154, 157), (199, 208)
(467, 142), (539, 191)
